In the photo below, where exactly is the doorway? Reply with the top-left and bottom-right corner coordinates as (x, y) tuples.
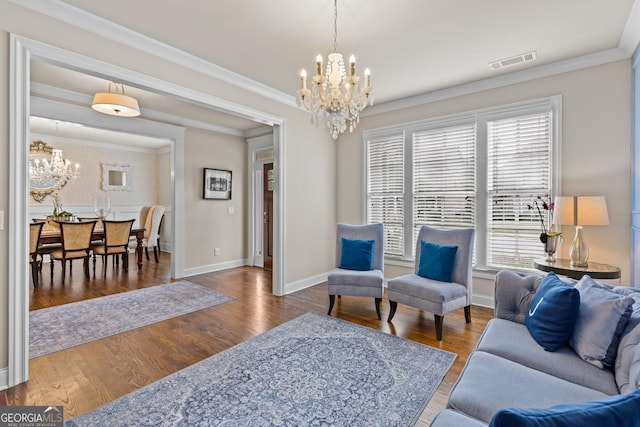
(263, 163), (274, 271)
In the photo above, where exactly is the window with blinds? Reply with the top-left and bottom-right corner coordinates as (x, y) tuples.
(363, 97), (558, 271)
(413, 124), (476, 255)
(366, 133), (405, 256)
(486, 111), (552, 269)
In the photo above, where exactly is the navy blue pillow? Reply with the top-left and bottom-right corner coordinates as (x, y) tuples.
(525, 273), (580, 352)
(416, 240), (458, 282)
(339, 238), (375, 271)
(489, 388), (640, 427)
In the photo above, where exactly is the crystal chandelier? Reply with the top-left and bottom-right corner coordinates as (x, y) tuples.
(296, 0), (373, 139)
(29, 140), (80, 196)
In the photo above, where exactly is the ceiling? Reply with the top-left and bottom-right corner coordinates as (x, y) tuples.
(24, 0), (640, 140)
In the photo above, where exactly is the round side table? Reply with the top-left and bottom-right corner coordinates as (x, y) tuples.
(533, 258), (621, 282)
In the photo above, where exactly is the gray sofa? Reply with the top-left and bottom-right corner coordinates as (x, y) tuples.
(430, 270), (640, 426)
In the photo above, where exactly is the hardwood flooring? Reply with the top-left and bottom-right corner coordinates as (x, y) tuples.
(10, 252), (494, 424)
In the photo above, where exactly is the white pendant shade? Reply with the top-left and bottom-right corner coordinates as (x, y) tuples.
(92, 92), (140, 117)
(91, 83), (140, 117)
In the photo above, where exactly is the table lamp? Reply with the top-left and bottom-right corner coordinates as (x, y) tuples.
(553, 196), (609, 267)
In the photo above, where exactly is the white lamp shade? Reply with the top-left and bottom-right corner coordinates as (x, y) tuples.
(552, 196), (575, 225)
(577, 196), (609, 225)
(552, 196), (609, 226)
(91, 92), (140, 117)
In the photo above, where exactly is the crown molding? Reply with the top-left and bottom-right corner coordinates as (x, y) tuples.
(10, 0), (297, 108)
(29, 131), (163, 154)
(362, 47), (629, 117)
(620, 0), (640, 55)
(30, 82), (246, 138)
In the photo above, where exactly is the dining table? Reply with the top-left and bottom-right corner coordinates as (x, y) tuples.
(39, 225), (147, 269)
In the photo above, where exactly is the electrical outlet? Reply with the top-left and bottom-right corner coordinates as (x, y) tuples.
(214, 248), (221, 256)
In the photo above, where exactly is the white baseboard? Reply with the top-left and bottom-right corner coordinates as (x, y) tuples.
(284, 271), (330, 294)
(472, 294), (494, 309)
(183, 259), (249, 277)
(0, 367), (8, 391)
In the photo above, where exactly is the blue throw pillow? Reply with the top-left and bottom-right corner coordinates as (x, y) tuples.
(569, 275), (634, 369)
(416, 240), (458, 282)
(488, 388), (640, 427)
(339, 238), (375, 271)
(525, 272), (580, 352)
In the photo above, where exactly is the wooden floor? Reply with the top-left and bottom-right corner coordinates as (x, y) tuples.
(10, 252), (494, 425)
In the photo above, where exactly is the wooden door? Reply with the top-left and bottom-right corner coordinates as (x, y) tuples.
(263, 163), (274, 270)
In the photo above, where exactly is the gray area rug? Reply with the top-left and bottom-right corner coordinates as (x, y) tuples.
(65, 312), (456, 427)
(30, 281), (234, 359)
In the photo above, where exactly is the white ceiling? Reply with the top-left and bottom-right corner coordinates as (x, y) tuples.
(23, 0), (640, 142)
(55, 0), (637, 103)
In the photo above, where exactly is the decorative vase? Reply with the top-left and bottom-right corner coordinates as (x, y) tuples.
(544, 234), (559, 263)
(569, 225), (589, 267)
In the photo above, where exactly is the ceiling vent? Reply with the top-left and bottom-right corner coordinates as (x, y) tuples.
(489, 51), (537, 71)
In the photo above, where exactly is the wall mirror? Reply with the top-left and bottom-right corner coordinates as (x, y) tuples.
(101, 163), (132, 191)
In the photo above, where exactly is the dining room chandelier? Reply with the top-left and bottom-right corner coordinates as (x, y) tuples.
(29, 141), (80, 194)
(296, 0), (373, 139)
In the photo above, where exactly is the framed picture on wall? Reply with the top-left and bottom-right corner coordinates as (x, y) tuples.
(203, 168), (232, 200)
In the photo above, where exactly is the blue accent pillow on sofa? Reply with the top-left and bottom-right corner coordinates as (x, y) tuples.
(339, 238), (375, 271)
(488, 388), (640, 427)
(417, 240), (458, 282)
(525, 272), (580, 352)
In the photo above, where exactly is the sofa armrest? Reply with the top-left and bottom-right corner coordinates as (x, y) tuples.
(494, 270), (542, 324)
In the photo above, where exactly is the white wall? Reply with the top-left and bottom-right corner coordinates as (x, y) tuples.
(183, 128), (247, 271)
(337, 60), (632, 304)
(29, 139), (160, 209)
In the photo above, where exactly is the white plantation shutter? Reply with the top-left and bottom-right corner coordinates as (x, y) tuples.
(366, 133), (405, 256)
(487, 111), (553, 269)
(413, 124), (476, 255)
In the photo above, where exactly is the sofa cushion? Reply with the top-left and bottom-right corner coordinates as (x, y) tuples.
(339, 238), (374, 271)
(488, 388), (640, 427)
(476, 319), (619, 395)
(569, 275), (634, 369)
(494, 270), (541, 324)
(417, 240), (458, 282)
(448, 351), (608, 423)
(525, 273), (581, 352)
(430, 409), (487, 427)
(615, 286), (640, 393)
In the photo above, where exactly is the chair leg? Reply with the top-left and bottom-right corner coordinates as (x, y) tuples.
(328, 294), (336, 315)
(464, 305), (471, 323)
(31, 262), (39, 287)
(434, 314), (444, 341)
(153, 246), (159, 263)
(145, 247), (150, 261)
(387, 301), (398, 322)
(375, 298), (382, 320)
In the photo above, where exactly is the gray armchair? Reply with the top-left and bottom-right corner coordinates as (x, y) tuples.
(387, 225), (474, 340)
(327, 223), (385, 319)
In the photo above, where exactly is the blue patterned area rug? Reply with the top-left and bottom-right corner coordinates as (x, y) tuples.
(65, 312), (456, 427)
(30, 281), (233, 359)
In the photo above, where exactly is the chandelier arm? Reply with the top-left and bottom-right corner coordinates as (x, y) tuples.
(333, 0), (338, 53)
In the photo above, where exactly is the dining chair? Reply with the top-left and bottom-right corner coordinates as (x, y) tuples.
(93, 219), (135, 274)
(129, 205), (165, 263)
(49, 221), (97, 281)
(387, 225), (475, 341)
(29, 222), (44, 287)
